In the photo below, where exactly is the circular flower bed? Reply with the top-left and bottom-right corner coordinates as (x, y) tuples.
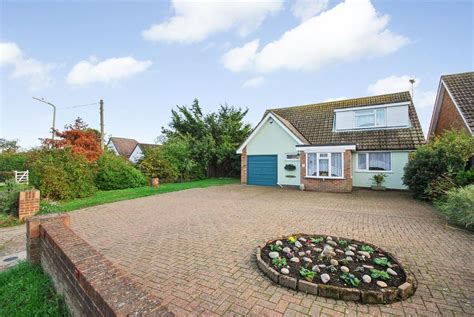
(257, 234), (417, 304)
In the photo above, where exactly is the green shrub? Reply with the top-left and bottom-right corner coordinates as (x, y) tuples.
(403, 130), (474, 200)
(436, 185), (474, 231)
(29, 148), (96, 200)
(137, 147), (179, 183)
(95, 152), (146, 190)
(0, 152), (27, 171)
(0, 180), (20, 215)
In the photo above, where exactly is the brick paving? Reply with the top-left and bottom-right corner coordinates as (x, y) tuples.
(70, 185), (474, 316)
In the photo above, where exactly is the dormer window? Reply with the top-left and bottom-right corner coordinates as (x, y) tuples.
(354, 108), (386, 128)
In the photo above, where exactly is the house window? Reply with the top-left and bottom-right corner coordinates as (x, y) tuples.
(307, 152), (343, 178)
(354, 108), (386, 128)
(357, 152), (391, 171)
(286, 153), (299, 160)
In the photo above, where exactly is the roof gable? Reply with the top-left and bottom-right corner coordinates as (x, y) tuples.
(440, 72), (473, 132)
(108, 137), (139, 158)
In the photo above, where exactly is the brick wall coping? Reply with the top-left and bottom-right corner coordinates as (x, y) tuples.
(256, 234), (417, 304)
(27, 214), (174, 316)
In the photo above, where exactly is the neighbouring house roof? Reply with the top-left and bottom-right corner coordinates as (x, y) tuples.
(108, 137), (139, 158)
(439, 72), (473, 132)
(136, 143), (160, 152)
(260, 91), (425, 151)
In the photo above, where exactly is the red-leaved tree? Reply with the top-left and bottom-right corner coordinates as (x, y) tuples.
(42, 117), (103, 162)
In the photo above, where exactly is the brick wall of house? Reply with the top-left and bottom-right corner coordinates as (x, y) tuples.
(241, 146), (247, 184)
(300, 150), (352, 192)
(18, 189), (40, 220)
(26, 214), (173, 316)
(434, 89), (470, 136)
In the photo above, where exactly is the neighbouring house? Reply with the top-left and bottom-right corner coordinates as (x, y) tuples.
(129, 143), (160, 163)
(428, 71), (473, 139)
(237, 92), (425, 192)
(107, 137), (139, 159)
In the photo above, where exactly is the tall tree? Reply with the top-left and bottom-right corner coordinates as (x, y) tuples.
(162, 99), (251, 178)
(0, 138), (20, 153)
(42, 117), (103, 162)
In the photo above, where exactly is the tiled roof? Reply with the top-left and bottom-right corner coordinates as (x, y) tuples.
(109, 137), (139, 158)
(137, 143), (160, 152)
(441, 72), (474, 131)
(266, 92), (425, 150)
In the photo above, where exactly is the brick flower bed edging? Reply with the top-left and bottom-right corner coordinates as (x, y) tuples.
(256, 234), (417, 304)
(26, 214), (174, 316)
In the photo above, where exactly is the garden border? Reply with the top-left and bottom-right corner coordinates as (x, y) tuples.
(256, 234), (417, 304)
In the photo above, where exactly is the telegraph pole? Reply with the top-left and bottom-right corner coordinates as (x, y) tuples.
(99, 99), (105, 147)
(32, 97), (56, 141)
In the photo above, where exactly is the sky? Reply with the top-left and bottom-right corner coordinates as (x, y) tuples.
(1, 0), (472, 149)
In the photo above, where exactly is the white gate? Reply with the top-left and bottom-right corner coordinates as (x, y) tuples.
(14, 170), (29, 184)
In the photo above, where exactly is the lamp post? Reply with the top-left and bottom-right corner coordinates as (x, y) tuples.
(32, 97), (57, 141)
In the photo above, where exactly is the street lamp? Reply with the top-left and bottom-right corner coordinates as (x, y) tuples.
(32, 97), (56, 141)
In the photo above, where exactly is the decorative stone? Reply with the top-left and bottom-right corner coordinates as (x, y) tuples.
(363, 265), (374, 269)
(326, 240), (338, 247)
(326, 236), (333, 241)
(311, 265), (320, 272)
(330, 259), (339, 266)
(335, 249), (344, 254)
(327, 251), (337, 257)
(290, 257), (300, 263)
(303, 257), (312, 263)
(306, 250), (311, 255)
(283, 247), (291, 254)
(313, 248), (322, 252)
(340, 266), (349, 273)
(377, 281), (388, 288)
(298, 251), (306, 256)
(269, 252), (279, 259)
(387, 268), (397, 276)
(281, 268), (289, 274)
(358, 251), (371, 258)
(275, 240), (283, 246)
(345, 250), (355, 256)
(345, 256), (354, 262)
(295, 241), (303, 248)
(320, 273), (331, 284)
(298, 237), (307, 242)
(348, 246), (356, 251)
(318, 264), (326, 268)
(362, 275), (372, 283)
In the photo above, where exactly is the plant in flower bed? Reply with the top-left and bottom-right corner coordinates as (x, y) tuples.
(260, 234), (408, 293)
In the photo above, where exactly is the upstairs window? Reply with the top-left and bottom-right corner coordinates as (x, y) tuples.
(354, 108), (386, 128)
(357, 152), (391, 171)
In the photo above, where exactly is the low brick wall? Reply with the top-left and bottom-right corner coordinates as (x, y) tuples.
(26, 214), (173, 317)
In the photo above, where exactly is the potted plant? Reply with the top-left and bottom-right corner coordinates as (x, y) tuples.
(371, 173), (387, 191)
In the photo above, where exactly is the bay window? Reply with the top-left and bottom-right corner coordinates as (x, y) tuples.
(307, 152), (343, 178)
(354, 108), (386, 128)
(357, 152), (391, 171)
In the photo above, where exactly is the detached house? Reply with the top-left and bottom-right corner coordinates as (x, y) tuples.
(107, 137), (159, 163)
(237, 92), (425, 192)
(428, 71), (473, 139)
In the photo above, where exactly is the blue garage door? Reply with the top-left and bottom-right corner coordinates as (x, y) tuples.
(248, 155), (277, 186)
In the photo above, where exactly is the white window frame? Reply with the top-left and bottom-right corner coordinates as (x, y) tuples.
(354, 108), (386, 129)
(305, 152), (344, 179)
(356, 152), (393, 173)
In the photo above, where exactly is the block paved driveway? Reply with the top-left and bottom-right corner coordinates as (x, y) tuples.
(71, 185), (473, 316)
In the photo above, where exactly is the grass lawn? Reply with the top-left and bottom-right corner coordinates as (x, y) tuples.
(43, 178), (239, 213)
(0, 262), (69, 316)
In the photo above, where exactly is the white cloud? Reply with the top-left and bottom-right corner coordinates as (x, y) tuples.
(367, 75), (436, 108)
(243, 76), (264, 88)
(221, 40), (259, 72)
(0, 42), (54, 90)
(222, 0), (408, 73)
(142, 0), (283, 44)
(67, 57), (152, 85)
(292, 0), (330, 21)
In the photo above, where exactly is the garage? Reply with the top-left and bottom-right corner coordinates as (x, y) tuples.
(247, 155), (278, 186)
